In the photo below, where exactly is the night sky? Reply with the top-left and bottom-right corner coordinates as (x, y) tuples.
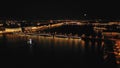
(0, 0), (120, 20)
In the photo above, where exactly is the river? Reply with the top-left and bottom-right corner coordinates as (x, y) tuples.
(0, 34), (117, 68)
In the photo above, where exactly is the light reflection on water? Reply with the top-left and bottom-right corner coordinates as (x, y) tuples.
(0, 34), (105, 52)
(1, 34), (105, 55)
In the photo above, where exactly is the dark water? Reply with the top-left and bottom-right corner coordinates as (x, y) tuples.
(0, 34), (117, 68)
(44, 25), (96, 36)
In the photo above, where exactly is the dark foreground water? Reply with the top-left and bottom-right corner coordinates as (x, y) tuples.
(0, 34), (117, 68)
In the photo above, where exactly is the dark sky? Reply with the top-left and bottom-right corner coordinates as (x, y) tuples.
(0, 0), (120, 20)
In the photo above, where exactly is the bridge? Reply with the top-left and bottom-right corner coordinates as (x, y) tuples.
(14, 32), (107, 41)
